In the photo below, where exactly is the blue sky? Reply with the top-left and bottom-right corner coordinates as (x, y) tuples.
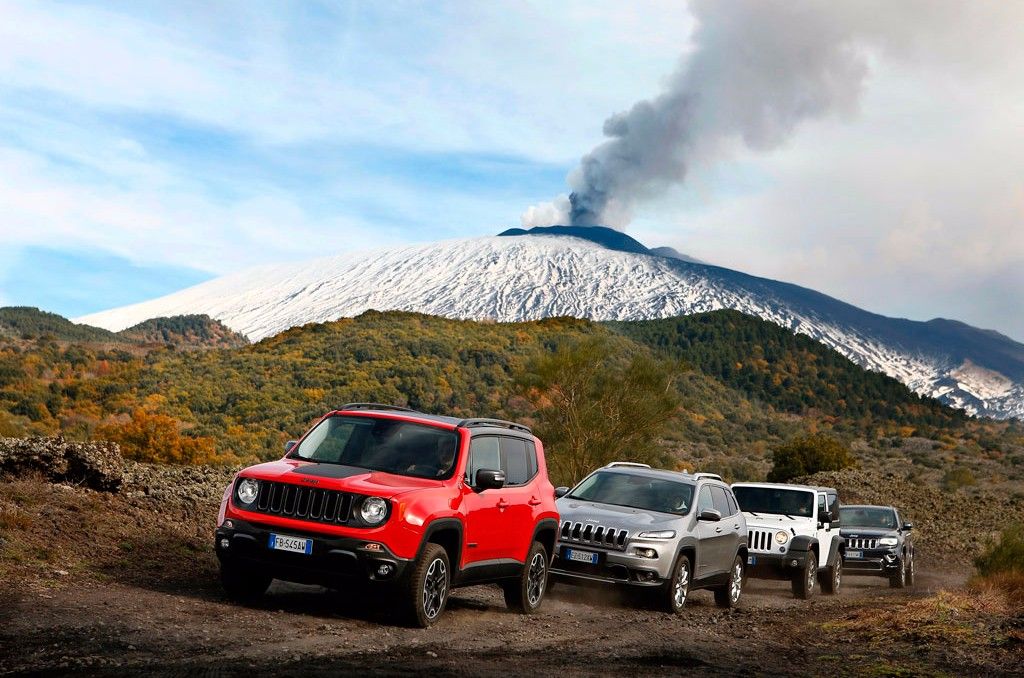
(0, 1), (1021, 338)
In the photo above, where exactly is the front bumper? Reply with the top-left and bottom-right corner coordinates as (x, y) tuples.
(745, 550), (811, 580)
(549, 543), (668, 587)
(842, 550), (901, 577)
(214, 518), (410, 587)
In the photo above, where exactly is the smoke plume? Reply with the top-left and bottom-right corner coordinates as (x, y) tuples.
(521, 0), (991, 229)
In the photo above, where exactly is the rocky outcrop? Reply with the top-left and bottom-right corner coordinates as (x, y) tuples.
(0, 436), (126, 491)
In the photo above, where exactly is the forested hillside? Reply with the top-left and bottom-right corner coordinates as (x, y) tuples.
(0, 308), (1019, 484)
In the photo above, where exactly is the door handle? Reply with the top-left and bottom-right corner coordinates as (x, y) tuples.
(497, 498), (509, 509)
(528, 497), (542, 506)
(715, 527), (723, 534)
(733, 524), (740, 530)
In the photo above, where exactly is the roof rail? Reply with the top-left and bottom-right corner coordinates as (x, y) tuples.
(693, 472), (724, 481)
(604, 462), (652, 469)
(337, 403), (418, 413)
(457, 418), (532, 434)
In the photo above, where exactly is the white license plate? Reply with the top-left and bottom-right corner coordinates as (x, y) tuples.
(847, 550), (863, 559)
(747, 555), (757, 565)
(564, 548), (598, 564)
(268, 533), (312, 555)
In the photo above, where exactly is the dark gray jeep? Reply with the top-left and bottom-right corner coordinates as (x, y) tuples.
(839, 505), (915, 588)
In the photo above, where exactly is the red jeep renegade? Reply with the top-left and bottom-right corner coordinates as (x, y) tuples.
(215, 403), (559, 626)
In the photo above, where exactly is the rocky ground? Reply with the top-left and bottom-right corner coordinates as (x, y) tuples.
(1, 437), (1022, 676)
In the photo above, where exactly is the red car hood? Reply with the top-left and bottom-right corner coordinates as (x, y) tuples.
(239, 458), (443, 498)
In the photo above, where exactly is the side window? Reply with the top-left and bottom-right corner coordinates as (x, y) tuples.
(817, 493), (827, 521)
(499, 437), (537, 486)
(711, 486), (732, 516)
(466, 437), (500, 484)
(697, 486), (714, 513)
(725, 489), (739, 517)
(828, 493), (840, 523)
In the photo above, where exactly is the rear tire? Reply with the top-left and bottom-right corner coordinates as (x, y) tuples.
(714, 556), (744, 608)
(661, 554), (691, 614)
(820, 553), (842, 595)
(791, 551), (817, 599)
(503, 542), (549, 614)
(220, 562), (271, 602)
(403, 543), (450, 627)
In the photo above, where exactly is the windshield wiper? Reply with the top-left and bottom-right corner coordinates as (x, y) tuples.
(747, 510), (761, 518)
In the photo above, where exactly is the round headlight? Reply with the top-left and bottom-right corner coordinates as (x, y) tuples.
(237, 478), (259, 504)
(775, 530), (790, 545)
(360, 497), (389, 525)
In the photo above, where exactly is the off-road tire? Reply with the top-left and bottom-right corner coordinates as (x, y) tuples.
(904, 553), (915, 587)
(889, 556), (908, 589)
(714, 555), (744, 608)
(503, 541), (549, 614)
(820, 554), (842, 594)
(403, 543), (450, 627)
(791, 551), (817, 599)
(220, 562), (271, 602)
(661, 554), (691, 614)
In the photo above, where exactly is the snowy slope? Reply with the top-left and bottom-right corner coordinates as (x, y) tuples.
(76, 232), (1024, 420)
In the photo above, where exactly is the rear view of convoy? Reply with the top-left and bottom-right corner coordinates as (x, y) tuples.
(215, 404), (913, 627)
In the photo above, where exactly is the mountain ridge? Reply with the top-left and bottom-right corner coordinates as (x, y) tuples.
(75, 230), (1024, 420)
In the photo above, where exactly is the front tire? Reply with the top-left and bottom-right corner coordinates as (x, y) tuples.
(820, 554), (842, 595)
(792, 551), (817, 599)
(889, 556), (908, 589)
(503, 542), (549, 614)
(661, 554), (691, 614)
(220, 562), (271, 602)
(403, 543), (450, 627)
(714, 556), (744, 608)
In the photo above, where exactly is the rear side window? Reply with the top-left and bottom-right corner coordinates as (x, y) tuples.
(725, 489), (740, 516)
(711, 486), (732, 516)
(467, 436), (538, 486)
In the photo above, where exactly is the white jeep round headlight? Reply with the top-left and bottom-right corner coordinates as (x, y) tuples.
(360, 497), (389, 525)
(775, 530), (789, 544)
(236, 478), (259, 504)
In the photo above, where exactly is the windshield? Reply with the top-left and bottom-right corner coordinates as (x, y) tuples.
(839, 506), (897, 529)
(289, 415), (459, 479)
(733, 486), (815, 518)
(568, 471), (694, 516)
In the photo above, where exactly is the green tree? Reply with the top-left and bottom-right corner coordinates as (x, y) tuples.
(768, 433), (856, 482)
(517, 336), (683, 485)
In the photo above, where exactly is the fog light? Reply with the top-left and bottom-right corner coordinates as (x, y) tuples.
(219, 538), (230, 549)
(635, 547), (657, 559)
(222, 520), (234, 529)
(377, 563), (394, 577)
(363, 542), (383, 551)
(790, 559), (798, 567)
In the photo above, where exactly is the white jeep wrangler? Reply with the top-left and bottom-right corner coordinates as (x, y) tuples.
(730, 482), (844, 599)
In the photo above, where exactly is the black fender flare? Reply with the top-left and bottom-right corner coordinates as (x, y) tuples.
(789, 535), (819, 554)
(825, 534), (844, 568)
(673, 535), (700, 573)
(415, 517), (464, 563)
(531, 518), (560, 558)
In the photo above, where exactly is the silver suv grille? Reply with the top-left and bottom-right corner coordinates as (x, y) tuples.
(846, 537), (879, 550)
(749, 528), (776, 552)
(560, 520), (629, 550)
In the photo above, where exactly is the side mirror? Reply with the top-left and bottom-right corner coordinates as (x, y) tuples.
(698, 508), (722, 522)
(819, 511), (832, 524)
(284, 440), (298, 453)
(903, 522), (913, 531)
(475, 469), (506, 492)
(554, 486), (570, 499)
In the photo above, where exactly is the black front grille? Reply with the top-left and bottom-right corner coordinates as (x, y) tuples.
(244, 479), (354, 525)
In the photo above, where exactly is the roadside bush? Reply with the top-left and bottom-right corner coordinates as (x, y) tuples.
(768, 433), (856, 482)
(975, 523), (1024, 577)
(941, 467), (977, 491)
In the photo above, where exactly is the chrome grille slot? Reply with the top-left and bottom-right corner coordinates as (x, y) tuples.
(847, 537), (879, 550)
(559, 520), (629, 551)
(246, 480), (353, 526)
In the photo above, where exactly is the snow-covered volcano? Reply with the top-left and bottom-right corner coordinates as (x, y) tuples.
(77, 227), (1024, 420)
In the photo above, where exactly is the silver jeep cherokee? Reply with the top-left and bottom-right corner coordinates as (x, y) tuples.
(550, 462), (749, 612)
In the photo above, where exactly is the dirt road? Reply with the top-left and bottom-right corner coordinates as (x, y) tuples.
(0, 565), (974, 677)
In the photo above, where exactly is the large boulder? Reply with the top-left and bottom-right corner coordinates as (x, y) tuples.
(0, 436), (126, 491)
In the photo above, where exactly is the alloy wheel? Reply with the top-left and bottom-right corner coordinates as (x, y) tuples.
(526, 552), (547, 606)
(674, 561), (690, 608)
(729, 561), (743, 604)
(422, 557), (448, 620)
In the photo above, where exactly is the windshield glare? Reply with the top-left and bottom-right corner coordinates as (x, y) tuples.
(569, 471), (694, 516)
(290, 415), (458, 479)
(733, 486), (815, 518)
(839, 507), (897, 529)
